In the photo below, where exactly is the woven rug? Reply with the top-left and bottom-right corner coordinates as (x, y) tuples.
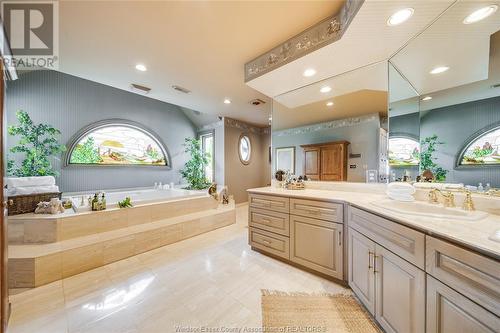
(261, 290), (382, 333)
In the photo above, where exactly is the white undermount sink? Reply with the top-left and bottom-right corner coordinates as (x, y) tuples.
(371, 199), (489, 221)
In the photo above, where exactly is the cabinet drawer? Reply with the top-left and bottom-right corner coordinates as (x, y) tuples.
(249, 208), (289, 236)
(426, 236), (500, 315)
(249, 227), (289, 260)
(249, 194), (289, 213)
(427, 275), (499, 333)
(348, 206), (425, 269)
(290, 198), (343, 223)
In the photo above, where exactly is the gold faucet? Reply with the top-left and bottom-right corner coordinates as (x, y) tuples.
(462, 189), (475, 211)
(428, 188), (455, 207)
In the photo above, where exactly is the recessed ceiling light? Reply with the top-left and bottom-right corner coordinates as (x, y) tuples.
(463, 5), (498, 24)
(303, 68), (317, 77)
(387, 8), (414, 26)
(326, 101), (334, 106)
(422, 96), (432, 101)
(430, 66), (449, 74)
(135, 64), (147, 72)
(320, 86), (332, 93)
(223, 99), (231, 104)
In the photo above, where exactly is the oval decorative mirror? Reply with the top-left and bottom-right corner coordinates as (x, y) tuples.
(238, 134), (251, 165)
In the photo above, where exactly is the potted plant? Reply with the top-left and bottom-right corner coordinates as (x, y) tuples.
(180, 137), (211, 190)
(7, 110), (66, 177)
(420, 134), (448, 182)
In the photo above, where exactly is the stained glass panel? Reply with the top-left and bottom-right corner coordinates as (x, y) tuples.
(460, 127), (500, 165)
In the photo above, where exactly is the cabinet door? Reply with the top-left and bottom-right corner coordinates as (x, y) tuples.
(348, 228), (376, 315)
(304, 148), (320, 180)
(290, 215), (343, 279)
(375, 245), (425, 333)
(320, 145), (344, 181)
(427, 275), (499, 333)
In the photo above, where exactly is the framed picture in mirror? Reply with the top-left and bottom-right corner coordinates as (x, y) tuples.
(275, 147), (295, 174)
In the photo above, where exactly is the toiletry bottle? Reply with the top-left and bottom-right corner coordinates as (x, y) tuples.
(101, 193), (106, 210)
(478, 183), (484, 192)
(158, 182), (162, 190)
(485, 183), (491, 192)
(91, 194), (98, 211)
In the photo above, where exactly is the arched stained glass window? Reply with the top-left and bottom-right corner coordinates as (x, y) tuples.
(66, 121), (169, 167)
(459, 126), (500, 166)
(389, 137), (420, 166)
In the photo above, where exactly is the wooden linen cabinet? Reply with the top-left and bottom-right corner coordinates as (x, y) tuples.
(301, 141), (349, 181)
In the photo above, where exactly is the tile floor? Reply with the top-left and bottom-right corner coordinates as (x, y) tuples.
(7, 205), (348, 333)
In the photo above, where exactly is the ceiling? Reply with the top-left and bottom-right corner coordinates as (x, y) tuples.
(246, 0), (455, 98)
(56, 0), (345, 126)
(390, 1), (500, 114)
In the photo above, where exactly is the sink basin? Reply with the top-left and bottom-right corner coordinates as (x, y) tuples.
(371, 199), (488, 221)
(489, 230), (500, 243)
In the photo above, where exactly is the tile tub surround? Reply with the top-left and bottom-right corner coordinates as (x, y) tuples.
(247, 187), (500, 260)
(8, 195), (218, 244)
(8, 201), (236, 288)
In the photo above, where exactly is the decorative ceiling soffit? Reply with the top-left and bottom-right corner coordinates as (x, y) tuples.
(273, 113), (378, 137)
(244, 0), (365, 82)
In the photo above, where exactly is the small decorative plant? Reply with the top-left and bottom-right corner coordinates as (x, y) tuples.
(7, 110), (66, 177)
(118, 197), (133, 208)
(420, 134), (448, 182)
(180, 137), (211, 190)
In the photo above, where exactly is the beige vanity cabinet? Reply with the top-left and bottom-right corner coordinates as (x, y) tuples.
(426, 275), (499, 333)
(374, 244), (426, 333)
(348, 228), (376, 314)
(290, 215), (343, 279)
(348, 206), (426, 333)
(248, 192), (344, 280)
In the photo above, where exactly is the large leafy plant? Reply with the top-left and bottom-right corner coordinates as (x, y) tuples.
(7, 110), (66, 177)
(420, 134), (448, 182)
(180, 137), (211, 190)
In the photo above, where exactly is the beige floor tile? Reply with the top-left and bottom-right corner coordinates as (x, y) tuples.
(8, 204), (347, 333)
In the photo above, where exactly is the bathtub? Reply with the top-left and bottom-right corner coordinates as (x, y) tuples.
(67, 187), (208, 212)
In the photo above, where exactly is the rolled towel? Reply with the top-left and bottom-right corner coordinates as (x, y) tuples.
(7, 185), (60, 196)
(5, 176), (56, 188)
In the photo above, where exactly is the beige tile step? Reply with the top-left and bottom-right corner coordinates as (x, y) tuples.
(8, 195), (219, 244)
(8, 202), (236, 288)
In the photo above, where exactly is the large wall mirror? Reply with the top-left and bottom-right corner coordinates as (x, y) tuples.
(272, 62), (389, 183)
(390, 1), (500, 187)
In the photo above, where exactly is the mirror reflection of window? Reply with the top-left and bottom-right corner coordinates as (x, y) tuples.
(200, 132), (214, 182)
(389, 137), (420, 166)
(239, 135), (251, 165)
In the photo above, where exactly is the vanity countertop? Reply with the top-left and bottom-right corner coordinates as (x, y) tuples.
(247, 187), (500, 260)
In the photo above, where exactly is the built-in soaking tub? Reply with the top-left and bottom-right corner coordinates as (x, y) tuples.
(67, 187), (208, 212)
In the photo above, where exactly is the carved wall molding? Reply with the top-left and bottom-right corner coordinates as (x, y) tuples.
(244, 0), (364, 82)
(224, 117), (270, 135)
(273, 113), (379, 137)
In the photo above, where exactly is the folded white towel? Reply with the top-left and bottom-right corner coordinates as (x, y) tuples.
(7, 185), (60, 196)
(5, 176), (56, 188)
(387, 192), (415, 202)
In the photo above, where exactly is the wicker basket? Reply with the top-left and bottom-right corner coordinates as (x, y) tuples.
(7, 192), (62, 216)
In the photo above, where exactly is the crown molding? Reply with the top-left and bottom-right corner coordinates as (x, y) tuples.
(244, 0), (364, 82)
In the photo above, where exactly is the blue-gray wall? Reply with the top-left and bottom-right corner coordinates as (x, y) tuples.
(6, 70), (197, 193)
(272, 114), (381, 182)
(421, 96), (500, 187)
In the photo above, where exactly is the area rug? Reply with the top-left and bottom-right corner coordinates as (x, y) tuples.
(261, 290), (382, 333)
